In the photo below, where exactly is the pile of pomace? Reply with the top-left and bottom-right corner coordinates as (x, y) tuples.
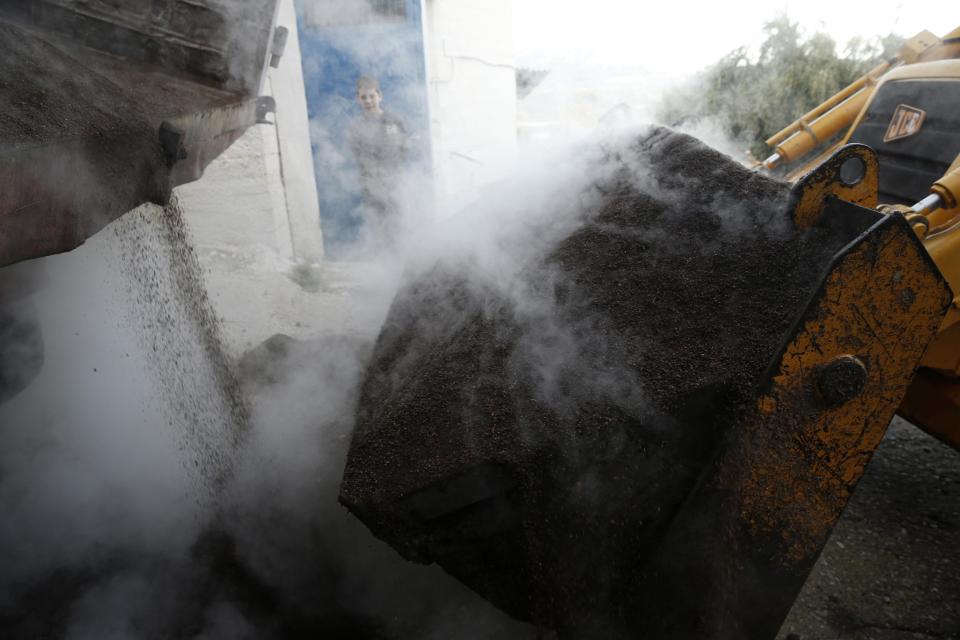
(340, 127), (865, 636)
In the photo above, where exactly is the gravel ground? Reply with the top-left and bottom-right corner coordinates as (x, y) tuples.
(778, 417), (960, 640)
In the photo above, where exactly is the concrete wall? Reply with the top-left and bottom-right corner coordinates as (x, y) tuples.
(422, 0), (517, 209)
(177, 0), (323, 267)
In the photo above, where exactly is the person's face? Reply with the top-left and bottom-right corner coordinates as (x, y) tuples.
(357, 87), (383, 113)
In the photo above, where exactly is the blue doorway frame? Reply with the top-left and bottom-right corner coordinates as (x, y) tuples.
(295, 0), (432, 253)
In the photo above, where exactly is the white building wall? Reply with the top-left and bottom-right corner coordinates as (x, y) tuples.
(421, 0), (517, 210)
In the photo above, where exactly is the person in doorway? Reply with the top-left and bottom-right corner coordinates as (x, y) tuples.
(348, 75), (409, 250)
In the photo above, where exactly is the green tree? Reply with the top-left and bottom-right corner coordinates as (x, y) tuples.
(657, 17), (903, 159)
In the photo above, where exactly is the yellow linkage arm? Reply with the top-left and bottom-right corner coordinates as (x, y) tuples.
(918, 161), (960, 216)
(762, 62), (889, 169)
(762, 30), (944, 170)
(911, 158), (960, 376)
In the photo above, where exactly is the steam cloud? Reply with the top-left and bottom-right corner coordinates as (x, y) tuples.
(0, 130), (627, 639)
(0, 1), (749, 636)
(0, 106), (754, 638)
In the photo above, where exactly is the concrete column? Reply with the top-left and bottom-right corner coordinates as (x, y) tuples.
(421, 0), (518, 211)
(271, 0), (325, 263)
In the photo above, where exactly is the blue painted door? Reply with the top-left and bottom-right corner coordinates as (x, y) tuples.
(295, 0), (431, 252)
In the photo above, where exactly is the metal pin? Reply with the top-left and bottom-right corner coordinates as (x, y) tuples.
(911, 193), (942, 214)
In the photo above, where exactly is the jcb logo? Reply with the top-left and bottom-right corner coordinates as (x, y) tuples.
(883, 104), (926, 142)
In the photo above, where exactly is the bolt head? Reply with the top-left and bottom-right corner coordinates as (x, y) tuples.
(814, 355), (867, 407)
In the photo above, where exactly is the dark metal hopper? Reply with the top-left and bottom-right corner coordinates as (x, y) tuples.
(0, 0), (280, 268)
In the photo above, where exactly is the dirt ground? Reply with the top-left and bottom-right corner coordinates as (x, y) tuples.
(778, 417), (960, 640)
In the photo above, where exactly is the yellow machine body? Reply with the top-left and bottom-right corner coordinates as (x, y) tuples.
(762, 25), (960, 448)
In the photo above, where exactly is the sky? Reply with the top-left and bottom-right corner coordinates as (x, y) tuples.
(513, 0), (958, 74)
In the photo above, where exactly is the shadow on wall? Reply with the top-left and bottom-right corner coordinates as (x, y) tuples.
(296, 0), (433, 254)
